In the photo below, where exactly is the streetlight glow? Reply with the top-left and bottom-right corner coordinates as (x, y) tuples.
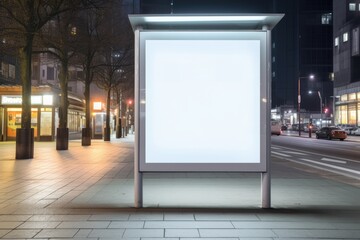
(298, 74), (315, 137)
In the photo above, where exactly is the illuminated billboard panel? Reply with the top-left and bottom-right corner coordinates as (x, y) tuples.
(139, 31), (267, 172)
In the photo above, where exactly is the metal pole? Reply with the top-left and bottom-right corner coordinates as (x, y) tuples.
(134, 27), (143, 208)
(262, 24), (271, 209)
(318, 91), (322, 128)
(298, 77), (301, 136)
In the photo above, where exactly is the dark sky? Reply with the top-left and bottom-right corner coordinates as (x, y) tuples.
(172, 0), (274, 13)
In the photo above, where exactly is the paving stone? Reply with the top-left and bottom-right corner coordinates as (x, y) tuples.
(145, 221), (233, 229)
(35, 229), (78, 238)
(165, 229), (200, 237)
(2, 229), (40, 238)
(56, 221), (110, 228)
(109, 221), (144, 228)
(123, 229), (164, 238)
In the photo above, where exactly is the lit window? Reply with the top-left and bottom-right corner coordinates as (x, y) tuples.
(272, 71), (275, 77)
(272, 42), (275, 48)
(349, 93), (356, 100)
(272, 56), (275, 62)
(349, 3), (356, 11)
(335, 37), (339, 46)
(343, 32), (349, 42)
(321, 13), (332, 25)
(70, 26), (77, 36)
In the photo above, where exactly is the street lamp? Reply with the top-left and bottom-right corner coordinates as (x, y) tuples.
(298, 74), (314, 136)
(309, 90), (323, 128)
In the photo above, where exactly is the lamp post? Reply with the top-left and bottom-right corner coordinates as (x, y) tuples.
(308, 90), (323, 128)
(318, 91), (323, 128)
(298, 74), (314, 136)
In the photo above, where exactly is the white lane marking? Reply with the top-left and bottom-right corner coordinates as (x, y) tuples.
(300, 158), (360, 175)
(271, 152), (291, 157)
(282, 151), (308, 155)
(271, 147), (282, 150)
(321, 157), (347, 164)
(272, 144), (360, 164)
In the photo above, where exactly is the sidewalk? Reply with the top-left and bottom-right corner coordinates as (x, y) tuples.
(0, 135), (360, 239)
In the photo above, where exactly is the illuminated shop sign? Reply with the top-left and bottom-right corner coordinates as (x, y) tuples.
(1, 95), (53, 106)
(93, 102), (102, 111)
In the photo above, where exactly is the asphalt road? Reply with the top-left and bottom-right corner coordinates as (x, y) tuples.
(271, 132), (360, 185)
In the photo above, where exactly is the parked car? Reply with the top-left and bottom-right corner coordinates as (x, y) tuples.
(344, 127), (357, 135)
(315, 127), (347, 141)
(352, 128), (360, 136)
(281, 125), (287, 131)
(271, 120), (282, 136)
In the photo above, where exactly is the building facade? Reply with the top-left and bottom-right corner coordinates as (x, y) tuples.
(333, 0), (360, 126)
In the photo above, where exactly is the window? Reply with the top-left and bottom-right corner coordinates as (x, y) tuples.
(349, 3), (356, 11)
(343, 32), (349, 42)
(47, 67), (54, 80)
(70, 26), (77, 36)
(321, 13), (332, 25)
(349, 93), (356, 100)
(341, 94), (348, 101)
(272, 56), (275, 62)
(352, 28), (359, 56)
(335, 37), (339, 46)
(272, 71), (275, 77)
(42, 69), (45, 77)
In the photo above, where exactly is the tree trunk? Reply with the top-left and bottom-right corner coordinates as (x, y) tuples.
(56, 59), (69, 150)
(82, 68), (92, 146)
(16, 34), (34, 159)
(104, 88), (111, 141)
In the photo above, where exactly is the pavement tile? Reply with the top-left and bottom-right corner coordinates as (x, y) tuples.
(199, 229), (277, 238)
(108, 221), (144, 228)
(129, 213), (164, 221)
(165, 229), (200, 237)
(231, 221), (335, 229)
(145, 221), (234, 229)
(89, 214), (130, 221)
(56, 221), (110, 228)
(123, 229), (164, 238)
(0, 222), (22, 229)
(0, 215), (32, 221)
(164, 213), (195, 220)
(2, 229), (40, 238)
(17, 221), (60, 229)
(195, 213), (259, 221)
(73, 229), (92, 237)
(273, 229), (360, 238)
(0, 230), (11, 238)
(35, 229), (79, 238)
(28, 215), (90, 221)
(89, 229), (125, 238)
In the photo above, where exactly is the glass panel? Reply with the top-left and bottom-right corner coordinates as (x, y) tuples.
(349, 3), (356, 11)
(7, 108), (21, 138)
(348, 104), (356, 125)
(340, 105), (348, 124)
(349, 93), (356, 100)
(40, 108), (52, 136)
(358, 103), (360, 126)
(341, 94), (348, 101)
(7, 108), (38, 138)
(343, 32), (349, 42)
(335, 106), (340, 125)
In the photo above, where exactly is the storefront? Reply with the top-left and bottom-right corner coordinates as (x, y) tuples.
(0, 85), (85, 141)
(335, 92), (360, 126)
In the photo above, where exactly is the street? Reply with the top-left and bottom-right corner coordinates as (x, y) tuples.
(272, 131), (360, 187)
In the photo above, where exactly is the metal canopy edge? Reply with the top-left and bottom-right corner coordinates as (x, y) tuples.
(128, 14), (284, 31)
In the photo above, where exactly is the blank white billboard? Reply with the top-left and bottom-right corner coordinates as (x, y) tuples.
(139, 31), (267, 171)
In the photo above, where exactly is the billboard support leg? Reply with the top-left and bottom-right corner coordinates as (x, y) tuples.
(134, 170), (143, 208)
(261, 172), (271, 208)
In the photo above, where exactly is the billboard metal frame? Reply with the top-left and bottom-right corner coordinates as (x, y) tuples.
(129, 14), (283, 209)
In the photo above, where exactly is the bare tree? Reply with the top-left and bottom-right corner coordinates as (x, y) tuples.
(0, 0), (84, 159)
(76, 5), (107, 146)
(37, 9), (80, 150)
(95, 46), (132, 141)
